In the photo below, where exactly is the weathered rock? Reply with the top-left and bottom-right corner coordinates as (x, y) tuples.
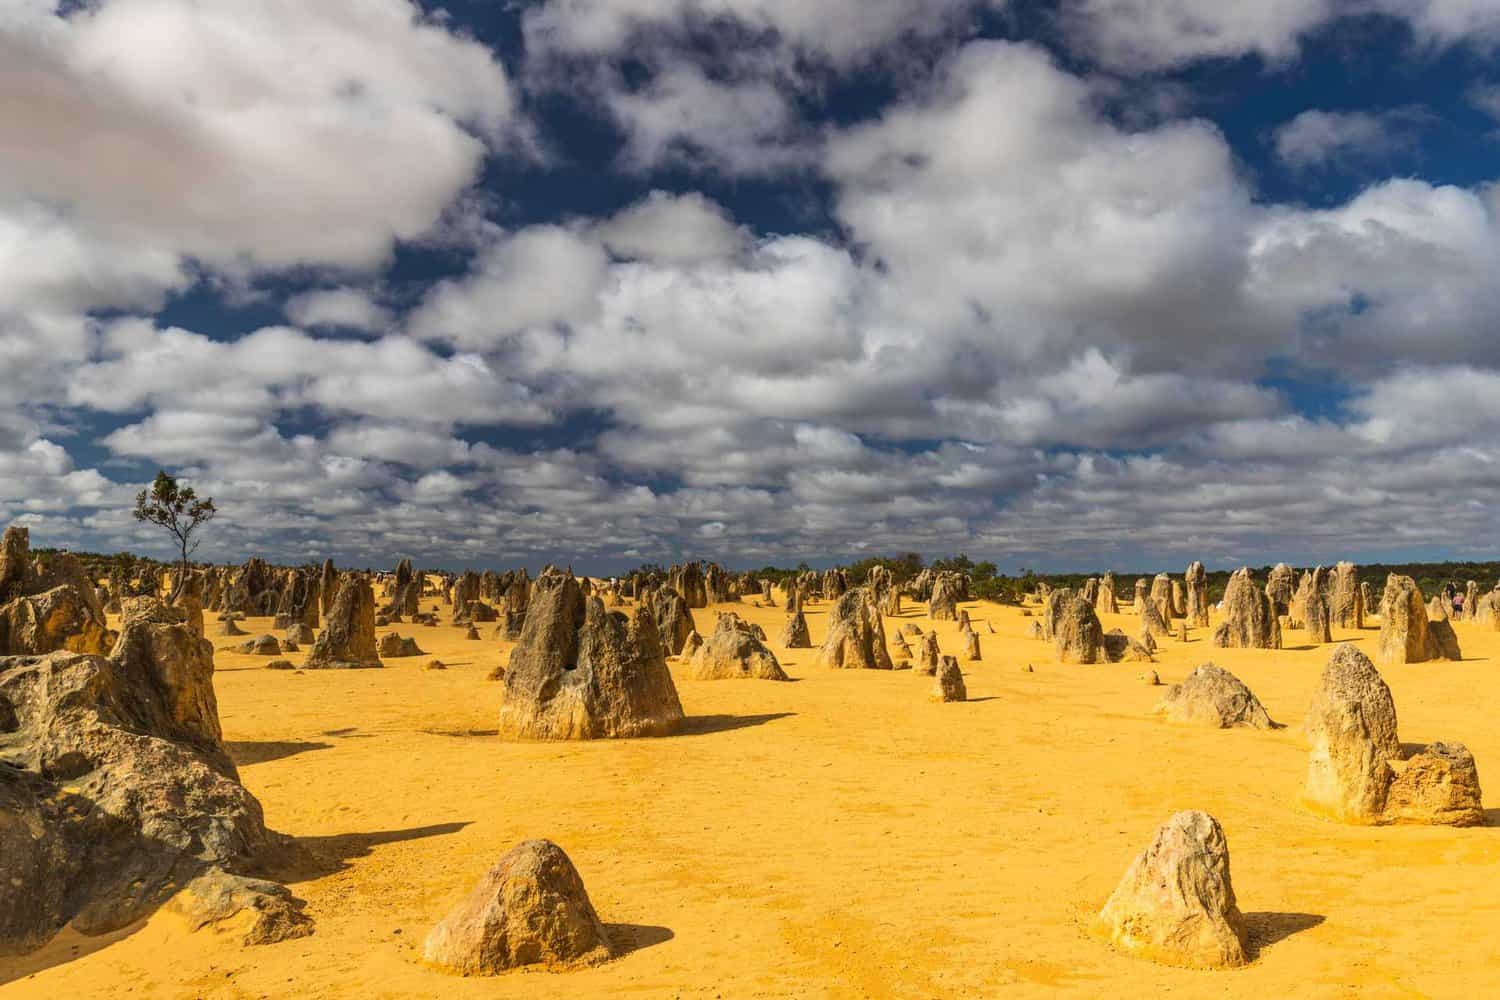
(0, 607), (303, 954)
(423, 840), (612, 975)
(928, 574), (960, 621)
(689, 613), (788, 681)
(1055, 596), (1104, 664)
(1265, 562), (1295, 616)
(962, 630), (981, 661)
(914, 632), (941, 675)
(778, 610), (812, 649)
(1303, 566), (1333, 643)
(164, 870), (313, 946)
(217, 616), (246, 637)
(498, 575), (683, 739)
(1211, 569), (1281, 650)
(1139, 595), (1171, 639)
(304, 576), (382, 670)
(1093, 811), (1247, 969)
(648, 588), (697, 657)
(1184, 562), (1209, 627)
(265, 659), (295, 671)
(319, 559), (338, 616)
(0, 525), (33, 604)
(378, 633), (425, 658)
(680, 629), (703, 660)
(1154, 664), (1277, 730)
(1428, 618), (1462, 661)
(1384, 742), (1484, 827)
(384, 558), (421, 619)
(1096, 572), (1119, 615)
(1102, 629), (1155, 663)
(465, 625), (481, 640)
(931, 655), (966, 702)
(285, 623), (314, 645)
(1377, 574), (1457, 665)
(1303, 695), (1392, 823)
(811, 588), (893, 670)
(236, 635), (282, 656)
(1150, 574), (1177, 621)
(1328, 562), (1363, 629)
(1305, 643), (1400, 763)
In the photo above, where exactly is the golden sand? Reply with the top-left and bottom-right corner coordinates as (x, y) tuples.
(5, 592), (1499, 997)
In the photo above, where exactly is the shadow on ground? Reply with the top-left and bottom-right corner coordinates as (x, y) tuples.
(0, 920), (145, 987)
(679, 712), (795, 736)
(264, 821), (473, 883)
(604, 923), (675, 959)
(1243, 911), (1325, 958)
(225, 739), (333, 766)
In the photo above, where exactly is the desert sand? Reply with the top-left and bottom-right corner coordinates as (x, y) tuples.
(5, 589), (1499, 998)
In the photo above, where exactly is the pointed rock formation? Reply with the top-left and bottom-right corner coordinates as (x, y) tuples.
(1055, 596), (1104, 664)
(1265, 563), (1295, 616)
(1211, 569), (1281, 650)
(811, 588), (893, 670)
(1095, 572), (1119, 615)
(931, 656), (966, 702)
(648, 588), (697, 657)
(1377, 574), (1458, 665)
(928, 574), (960, 621)
(304, 576), (382, 670)
(1328, 562), (1363, 629)
(1093, 811), (1247, 969)
(1184, 562), (1208, 628)
(498, 575), (683, 739)
(1303, 566), (1332, 643)
(423, 840), (612, 975)
(778, 610), (811, 649)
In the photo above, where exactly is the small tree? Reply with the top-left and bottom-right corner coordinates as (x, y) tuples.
(133, 470), (217, 601)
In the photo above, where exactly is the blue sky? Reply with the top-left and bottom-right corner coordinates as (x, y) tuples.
(4, 0), (1500, 574)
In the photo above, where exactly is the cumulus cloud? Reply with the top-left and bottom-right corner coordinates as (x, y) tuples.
(6, 8), (1500, 572)
(0, 0), (515, 272)
(1061, 0), (1500, 71)
(284, 288), (393, 333)
(1273, 107), (1428, 169)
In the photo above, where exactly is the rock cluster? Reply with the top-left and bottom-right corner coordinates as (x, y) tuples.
(498, 574), (684, 739)
(1303, 644), (1482, 825)
(689, 613), (788, 680)
(0, 597), (311, 954)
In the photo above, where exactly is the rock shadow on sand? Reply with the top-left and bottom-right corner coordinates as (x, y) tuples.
(225, 739), (333, 766)
(604, 923), (675, 959)
(1243, 912), (1325, 957)
(678, 712), (795, 736)
(264, 821), (473, 883)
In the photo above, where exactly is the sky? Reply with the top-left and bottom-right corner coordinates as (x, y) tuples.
(4, 0), (1500, 575)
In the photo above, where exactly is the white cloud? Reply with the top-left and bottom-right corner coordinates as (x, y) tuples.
(1273, 108), (1426, 169)
(0, 0), (515, 272)
(523, 0), (998, 68)
(408, 226), (610, 349)
(284, 288), (393, 333)
(1060, 0), (1335, 70)
(596, 191), (748, 263)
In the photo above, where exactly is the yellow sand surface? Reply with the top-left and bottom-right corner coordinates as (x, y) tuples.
(5, 592), (1500, 998)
